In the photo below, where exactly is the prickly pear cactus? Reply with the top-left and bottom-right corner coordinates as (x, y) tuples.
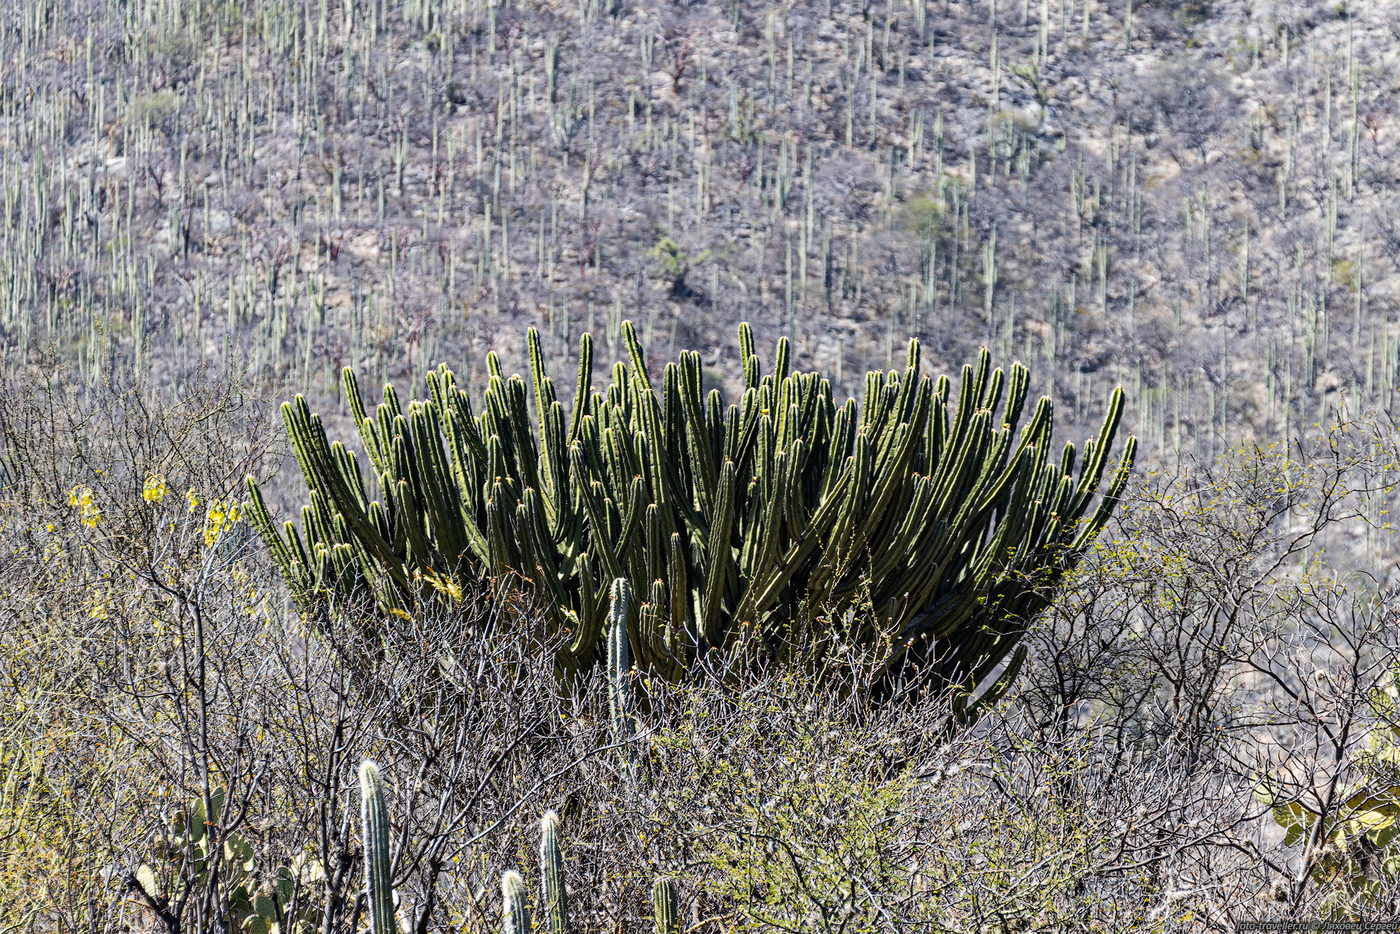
(133, 788), (324, 934)
(1259, 670), (1400, 918)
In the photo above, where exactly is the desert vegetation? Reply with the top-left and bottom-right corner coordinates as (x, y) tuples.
(6, 338), (1400, 931)
(7, 0), (1400, 931)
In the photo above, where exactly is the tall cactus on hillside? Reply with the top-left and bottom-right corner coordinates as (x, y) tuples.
(249, 323), (1135, 701)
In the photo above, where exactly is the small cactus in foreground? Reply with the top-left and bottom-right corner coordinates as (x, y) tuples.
(607, 578), (637, 746)
(540, 810), (570, 934)
(502, 870), (531, 934)
(653, 877), (680, 934)
(357, 760), (681, 933)
(359, 761), (395, 934)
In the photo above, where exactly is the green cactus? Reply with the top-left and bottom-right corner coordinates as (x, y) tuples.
(249, 324), (1135, 705)
(359, 761), (396, 934)
(1259, 668), (1400, 918)
(652, 877), (679, 934)
(607, 578), (637, 746)
(352, 760), (681, 934)
(501, 870), (531, 934)
(539, 810), (570, 934)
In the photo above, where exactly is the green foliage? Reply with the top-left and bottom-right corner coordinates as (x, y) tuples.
(647, 237), (710, 292)
(899, 194), (945, 239)
(127, 92), (182, 130)
(653, 709), (918, 934)
(0, 737), (100, 930)
(248, 323), (1135, 703)
(706, 758), (911, 932)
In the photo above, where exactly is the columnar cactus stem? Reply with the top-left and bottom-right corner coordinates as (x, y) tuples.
(607, 578), (636, 745)
(652, 877), (679, 934)
(539, 811), (570, 934)
(359, 761), (395, 934)
(501, 870), (531, 934)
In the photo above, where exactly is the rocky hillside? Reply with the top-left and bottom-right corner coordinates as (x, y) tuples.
(3, 0), (1398, 455)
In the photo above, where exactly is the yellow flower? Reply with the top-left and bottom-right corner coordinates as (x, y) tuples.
(202, 498), (243, 546)
(186, 488), (200, 512)
(142, 473), (169, 503)
(416, 569), (464, 601)
(67, 486), (101, 528)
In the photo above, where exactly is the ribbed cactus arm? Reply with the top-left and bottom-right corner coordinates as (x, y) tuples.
(772, 335), (791, 382)
(737, 321), (760, 389)
(653, 878), (680, 934)
(607, 578), (636, 743)
(539, 811), (570, 934)
(1066, 384), (1129, 519)
(566, 333), (594, 444)
(501, 870), (531, 934)
(1075, 433), (1138, 549)
(359, 761), (395, 934)
(244, 477), (308, 598)
(676, 353), (719, 509)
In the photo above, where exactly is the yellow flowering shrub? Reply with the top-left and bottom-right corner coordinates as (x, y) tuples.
(141, 473), (169, 503)
(203, 499), (242, 547)
(66, 486), (101, 528)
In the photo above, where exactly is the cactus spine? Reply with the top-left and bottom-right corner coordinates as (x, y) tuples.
(653, 878), (679, 934)
(501, 870), (531, 934)
(539, 811), (570, 934)
(251, 325), (1136, 704)
(359, 761), (395, 934)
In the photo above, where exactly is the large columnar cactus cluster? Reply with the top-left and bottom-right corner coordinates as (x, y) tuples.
(248, 323), (1134, 698)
